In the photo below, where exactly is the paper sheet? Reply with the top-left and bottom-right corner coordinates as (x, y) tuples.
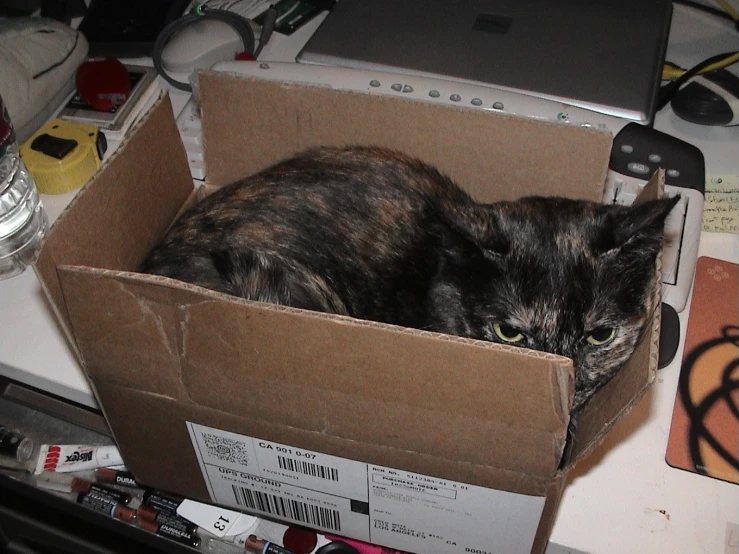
(702, 175), (739, 234)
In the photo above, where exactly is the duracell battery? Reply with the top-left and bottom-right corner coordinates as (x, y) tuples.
(141, 489), (184, 514)
(77, 490), (137, 523)
(136, 503), (198, 535)
(137, 517), (201, 548)
(95, 467), (139, 488)
(71, 477), (132, 505)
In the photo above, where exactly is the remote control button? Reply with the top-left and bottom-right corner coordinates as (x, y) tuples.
(369, 80), (381, 87)
(627, 162), (650, 175)
(667, 168), (680, 178)
(391, 83), (402, 92)
(620, 144), (634, 154)
(649, 153), (662, 163)
(471, 98), (483, 106)
(402, 85), (413, 93)
(450, 94), (461, 102)
(429, 90), (440, 98)
(492, 101), (504, 110)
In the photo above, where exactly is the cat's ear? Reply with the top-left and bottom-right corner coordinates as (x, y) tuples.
(595, 195), (680, 255)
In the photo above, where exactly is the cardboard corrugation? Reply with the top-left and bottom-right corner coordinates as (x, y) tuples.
(33, 77), (662, 554)
(565, 170), (665, 464)
(531, 477), (568, 554)
(57, 265), (573, 426)
(57, 265), (571, 477)
(36, 94), (193, 341)
(198, 73), (611, 203)
(97, 383), (563, 498)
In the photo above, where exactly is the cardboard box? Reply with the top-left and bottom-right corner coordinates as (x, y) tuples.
(35, 71), (662, 554)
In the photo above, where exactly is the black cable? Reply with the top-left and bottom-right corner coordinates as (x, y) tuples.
(673, 0), (737, 23)
(658, 50), (739, 110)
(153, 8), (266, 92)
(33, 30), (81, 79)
(253, 5), (278, 59)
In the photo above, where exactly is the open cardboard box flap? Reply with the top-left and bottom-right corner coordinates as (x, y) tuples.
(197, 72), (612, 200)
(35, 74), (659, 508)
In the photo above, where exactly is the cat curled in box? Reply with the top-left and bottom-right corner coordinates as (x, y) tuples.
(141, 146), (678, 413)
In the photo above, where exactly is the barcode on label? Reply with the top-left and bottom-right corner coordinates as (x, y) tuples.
(278, 455), (339, 481)
(232, 486), (342, 531)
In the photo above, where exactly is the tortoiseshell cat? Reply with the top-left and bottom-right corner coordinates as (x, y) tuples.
(141, 146), (678, 413)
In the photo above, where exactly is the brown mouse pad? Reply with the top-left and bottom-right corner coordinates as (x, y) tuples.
(665, 256), (739, 484)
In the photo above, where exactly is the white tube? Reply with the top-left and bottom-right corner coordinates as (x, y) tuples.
(34, 444), (124, 475)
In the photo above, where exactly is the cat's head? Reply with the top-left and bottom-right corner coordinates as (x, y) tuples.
(436, 195), (679, 413)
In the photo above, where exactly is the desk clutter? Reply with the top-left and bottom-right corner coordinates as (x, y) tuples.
(56, 60), (159, 141)
(19, 118), (106, 194)
(0, 17), (88, 143)
(0, 17), (88, 280)
(0, 434), (396, 554)
(704, 174), (739, 234)
(0, 3), (738, 554)
(0, 93), (48, 280)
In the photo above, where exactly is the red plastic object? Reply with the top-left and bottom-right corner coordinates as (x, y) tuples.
(75, 57), (131, 111)
(283, 526), (318, 554)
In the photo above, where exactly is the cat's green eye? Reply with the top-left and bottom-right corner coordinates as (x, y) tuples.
(586, 327), (616, 346)
(493, 322), (525, 343)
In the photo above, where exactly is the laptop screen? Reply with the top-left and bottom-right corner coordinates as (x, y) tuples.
(297, 0), (672, 122)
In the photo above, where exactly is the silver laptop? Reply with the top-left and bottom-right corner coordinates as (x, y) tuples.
(297, 0), (672, 122)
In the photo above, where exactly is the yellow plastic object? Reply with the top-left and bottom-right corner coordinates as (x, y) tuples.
(20, 119), (105, 194)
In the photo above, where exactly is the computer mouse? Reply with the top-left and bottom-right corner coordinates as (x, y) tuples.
(658, 302), (680, 369)
(671, 68), (739, 126)
(160, 18), (245, 73)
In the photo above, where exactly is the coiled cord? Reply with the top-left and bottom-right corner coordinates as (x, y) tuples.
(152, 6), (277, 92)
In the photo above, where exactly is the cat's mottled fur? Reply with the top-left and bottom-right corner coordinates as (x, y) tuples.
(141, 146), (678, 413)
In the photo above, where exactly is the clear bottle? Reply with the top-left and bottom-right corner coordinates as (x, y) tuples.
(0, 94), (48, 280)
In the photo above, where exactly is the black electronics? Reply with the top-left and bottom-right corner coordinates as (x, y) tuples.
(77, 0), (191, 58)
(297, 0), (673, 123)
(671, 68), (739, 126)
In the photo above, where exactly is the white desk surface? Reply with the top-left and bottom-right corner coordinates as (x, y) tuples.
(0, 5), (737, 554)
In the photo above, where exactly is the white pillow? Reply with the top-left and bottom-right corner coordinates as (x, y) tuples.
(0, 17), (89, 143)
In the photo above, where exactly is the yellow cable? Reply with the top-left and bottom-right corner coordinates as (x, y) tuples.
(715, 0), (739, 20)
(662, 52), (739, 80)
(662, 64), (686, 80)
(702, 51), (739, 71)
(662, 2), (739, 79)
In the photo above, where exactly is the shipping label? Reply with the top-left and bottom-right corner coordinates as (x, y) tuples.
(187, 422), (545, 554)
